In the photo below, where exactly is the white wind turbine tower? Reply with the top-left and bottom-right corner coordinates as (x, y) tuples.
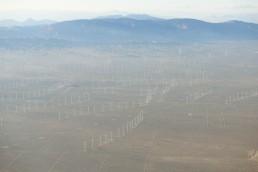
(99, 136), (102, 146)
(101, 103), (104, 112)
(0, 117), (3, 128)
(117, 128), (120, 137)
(222, 113), (226, 128)
(91, 137), (94, 150)
(93, 105), (96, 113)
(104, 133), (108, 144)
(85, 92), (90, 101)
(178, 45), (182, 58)
(224, 50), (228, 56)
(122, 125), (125, 136)
(83, 141), (87, 152)
(110, 131), (113, 141)
(206, 115), (209, 127)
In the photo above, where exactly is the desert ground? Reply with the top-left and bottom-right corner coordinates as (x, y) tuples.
(0, 41), (258, 172)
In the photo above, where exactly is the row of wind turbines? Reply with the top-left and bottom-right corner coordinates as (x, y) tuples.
(83, 111), (144, 152)
(225, 88), (258, 105)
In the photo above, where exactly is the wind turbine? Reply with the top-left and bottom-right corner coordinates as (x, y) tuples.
(0, 117), (3, 128)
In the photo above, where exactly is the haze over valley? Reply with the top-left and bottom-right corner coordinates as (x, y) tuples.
(0, 1), (258, 172)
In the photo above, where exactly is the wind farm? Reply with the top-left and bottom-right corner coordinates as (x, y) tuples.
(0, 41), (258, 172)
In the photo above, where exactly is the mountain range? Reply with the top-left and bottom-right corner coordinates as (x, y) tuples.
(0, 15), (258, 47)
(96, 14), (163, 21)
(0, 18), (56, 27)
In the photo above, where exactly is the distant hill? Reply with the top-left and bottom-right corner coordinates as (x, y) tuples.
(0, 18), (56, 27)
(0, 18), (258, 47)
(97, 14), (163, 20)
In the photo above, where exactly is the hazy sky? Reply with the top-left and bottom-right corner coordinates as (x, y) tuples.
(0, 0), (257, 21)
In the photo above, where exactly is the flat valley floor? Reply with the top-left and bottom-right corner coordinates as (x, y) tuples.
(0, 41), (258, 172)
